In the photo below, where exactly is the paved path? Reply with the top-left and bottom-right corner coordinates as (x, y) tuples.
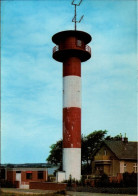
(67, 192), (136, 196)
(0, 188), (57, 195)
(0, 188), (137, 196)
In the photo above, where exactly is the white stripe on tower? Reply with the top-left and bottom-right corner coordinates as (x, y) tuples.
(63, 76), (81, 108)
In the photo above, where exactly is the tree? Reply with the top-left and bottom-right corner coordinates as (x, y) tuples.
(46, 139), (62, 169)
(81, 130), (107, 174)
(46, 131), (123, 174)
(82, 130), (107, 162)
(105, 134), (122, 141)
(46, 130), (108, 173)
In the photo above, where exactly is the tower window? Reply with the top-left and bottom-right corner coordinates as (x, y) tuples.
(77, 40), (82, 47)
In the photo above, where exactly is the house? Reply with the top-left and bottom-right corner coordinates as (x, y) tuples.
(0, 164), (48, 189)
(92, 137), (138, 180)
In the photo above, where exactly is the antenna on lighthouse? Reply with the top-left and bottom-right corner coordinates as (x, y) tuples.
(72, 0), (84, 31)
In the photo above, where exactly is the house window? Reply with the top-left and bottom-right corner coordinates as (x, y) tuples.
(124, 163), (127, 172)
(133, 163), (137, 173)
(38, 171), (44, 179)
(77, 40), (82, 47)
(26, 172), (32, 180)
(96, 166), (103, 171)
(104, 150), (107, 156)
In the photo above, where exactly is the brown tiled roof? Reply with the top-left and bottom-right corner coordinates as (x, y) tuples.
(104, 141), (138, 160)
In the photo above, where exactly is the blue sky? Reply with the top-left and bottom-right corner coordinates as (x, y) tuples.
(1, 0), (137, 163)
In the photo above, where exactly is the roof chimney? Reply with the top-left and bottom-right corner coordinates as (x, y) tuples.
(123, 133), (128, 143)
(119, 133), (122, 141)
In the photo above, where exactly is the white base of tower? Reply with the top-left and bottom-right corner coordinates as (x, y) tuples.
(63, 148), (81, 180)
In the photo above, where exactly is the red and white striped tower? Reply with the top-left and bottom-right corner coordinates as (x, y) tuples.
(52, 30), (91, 180)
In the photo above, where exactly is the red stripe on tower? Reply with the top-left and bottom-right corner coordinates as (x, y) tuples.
(63, 107), (81, 148)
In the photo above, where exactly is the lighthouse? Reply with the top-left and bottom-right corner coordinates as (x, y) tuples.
(52, 0), (92, 181)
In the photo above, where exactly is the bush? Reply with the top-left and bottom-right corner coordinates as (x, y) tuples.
(0, 180), (15, 188)
(82, 163), (92, 175)
(80, 175), (87, 186)
(95, 173), (109, 187)
(123, 172), (137, 187)
(56, 190), (66, 195)
(62, 175), (85, 187)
